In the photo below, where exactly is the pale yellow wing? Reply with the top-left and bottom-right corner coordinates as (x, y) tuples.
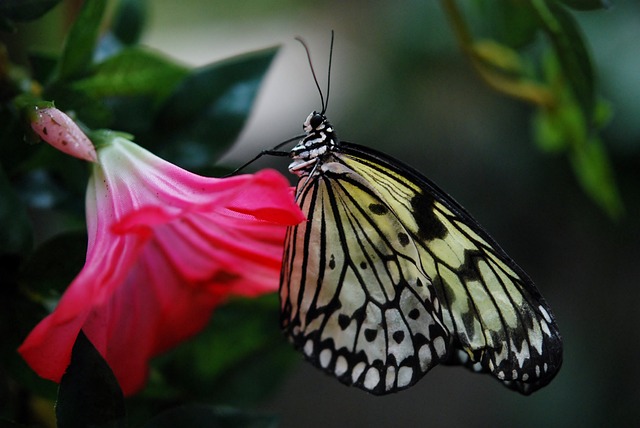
(335, 143), (562, 394)
(280, 160), (450, 394)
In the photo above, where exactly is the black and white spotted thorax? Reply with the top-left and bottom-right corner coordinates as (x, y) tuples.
(288, 111), (338, 176)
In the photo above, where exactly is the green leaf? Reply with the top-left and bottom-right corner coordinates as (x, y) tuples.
(154, 46), (279, 168)
(152, 295), (296, 406)
(475, 0), (540, 48)
(43, 86), (113, 128)
(71, 47), (188, 102)
(112, 0), (148, 45)
(0, 285), (57, 400)
(27, 51), (59, 84)
(0, 163), (33, 256)
(532, 109), (566, 153)
(20, 230), (86, 298)
(558, 0), (611, 11)
(0, 102), (34, 175)
(141, 405), (278, 428)
(533, 0), (595, 120)
(0, 0), (61, 23)
(569, 136), (624, 219)
(55, 0), (108, 81)
(56, 331), (126, 428)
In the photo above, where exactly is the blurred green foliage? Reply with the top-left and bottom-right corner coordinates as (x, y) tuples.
(445, 0), (622, 218)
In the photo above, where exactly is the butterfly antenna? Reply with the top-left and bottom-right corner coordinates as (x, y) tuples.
(324, 30), (334, 115)
(295, 36), (326, 113)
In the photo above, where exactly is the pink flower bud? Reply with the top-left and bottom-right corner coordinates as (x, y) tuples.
(31, 107), (97, 162)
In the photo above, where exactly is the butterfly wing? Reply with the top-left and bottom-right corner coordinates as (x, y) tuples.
(280, 158), (450, 395)
(333, 142), (563, 394)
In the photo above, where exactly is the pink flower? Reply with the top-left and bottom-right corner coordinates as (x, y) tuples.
(19, 130), (304, 395)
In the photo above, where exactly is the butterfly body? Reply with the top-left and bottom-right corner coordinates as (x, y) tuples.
(280, 111), (562, 395)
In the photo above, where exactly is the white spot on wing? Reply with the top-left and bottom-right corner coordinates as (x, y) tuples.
(397, 366), (413, 388)
(352, 362), (366, 383)
(304, 340), (313, 356)
(433, 336), (447, 358)
(319, 348), (332, 368)
(539, 305), (552, 323)
(335, 356), (348, 377)
(512, 338), (530, 368)
(418, 345), (432, 371)
(364, 367), (381, 390)
(385, 366), (396, 390)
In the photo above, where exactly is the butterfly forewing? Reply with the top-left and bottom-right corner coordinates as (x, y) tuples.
(280, 159), (450, 394)
(337, 143), (562, 394)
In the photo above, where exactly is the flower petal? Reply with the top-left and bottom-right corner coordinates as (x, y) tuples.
(19, 136), (304, 395)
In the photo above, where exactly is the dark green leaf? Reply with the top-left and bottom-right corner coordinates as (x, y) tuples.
(43, 85), (113, 128)
(0, 15), (16, 32)
(152, 295), (296, 406)
(533, 0), (595, 120)
(71, 47), (188, 102)
(56, 331), (126, 428)
(141, 405), (278, 428)
(558, 0), (611, 11)
(55, 0), (108, 81)
(154, 46), (279, 168)
(0, 285), (57, 399)
(476, 0), (540, 48)
(0, 103), (34, 175)
(20, 230), (86, 297)
(104, 95), (159, 137)
(0, 0), (61, 22)
(0, 164), (33, 256)
(569, 136), (624, 219)
(112, 0), (148, 45)
(27, 51), (59, 84)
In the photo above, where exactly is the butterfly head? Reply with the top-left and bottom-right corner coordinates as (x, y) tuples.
(288, 111), (338, 176)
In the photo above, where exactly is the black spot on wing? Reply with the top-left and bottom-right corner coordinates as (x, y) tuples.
(364, 328), (378, 342)
(392, 331), (405, 344)
(369, 203), (388, 215)
(329, 254), (336, 270)
(338, 314), (350, 330)
(411, 193), (447, 241)
(408, 308), (420, 320)
(398, 232), (410, 246)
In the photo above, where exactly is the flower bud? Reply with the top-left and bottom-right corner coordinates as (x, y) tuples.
(31, 107), (97, 162)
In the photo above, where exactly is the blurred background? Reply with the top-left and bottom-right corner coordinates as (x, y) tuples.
(7, 0), (640, 426)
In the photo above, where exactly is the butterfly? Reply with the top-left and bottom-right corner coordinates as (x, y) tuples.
(241, 34), (562, 395)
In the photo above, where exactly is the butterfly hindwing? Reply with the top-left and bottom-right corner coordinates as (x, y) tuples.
(280, 160), (450, 394)
(336, 143), (562, 394)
